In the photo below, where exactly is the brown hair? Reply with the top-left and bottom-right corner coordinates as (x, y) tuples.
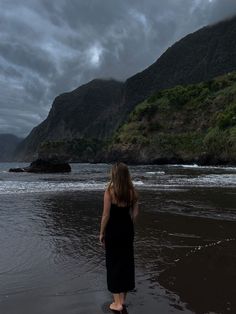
(108, 162), (138, 206)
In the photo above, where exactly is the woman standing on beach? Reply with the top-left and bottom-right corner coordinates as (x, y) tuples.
(99, 162), (139, 312)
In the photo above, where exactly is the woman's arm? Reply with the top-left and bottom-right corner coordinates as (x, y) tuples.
(99, 189), (111, 245)
(131, 188), (139, 222)
(132, 201), (139, 223)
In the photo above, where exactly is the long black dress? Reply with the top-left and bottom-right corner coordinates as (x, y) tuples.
(104, 203), (135, 293)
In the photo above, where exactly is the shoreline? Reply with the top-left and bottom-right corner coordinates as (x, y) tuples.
(1, 160), (236, 167)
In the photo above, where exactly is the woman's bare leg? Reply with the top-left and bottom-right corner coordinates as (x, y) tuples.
(119, 292), (127, 305)
(110, 293), (123, 311)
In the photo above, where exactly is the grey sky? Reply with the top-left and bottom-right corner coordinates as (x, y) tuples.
(1, 0), (236, 137)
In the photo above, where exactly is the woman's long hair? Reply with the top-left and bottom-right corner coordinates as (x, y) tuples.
(108, 162), (138, 206)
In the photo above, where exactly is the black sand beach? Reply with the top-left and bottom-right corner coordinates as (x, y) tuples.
(0, 163), (235, 314)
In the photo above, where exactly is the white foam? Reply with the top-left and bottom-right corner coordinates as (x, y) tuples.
(169, 164), (236, 170)
(184, 174), (236, 186)
(146, 171), (165, 175)
(181, 164), (199, 168)
(133, 180), (145, 186)
(0, 180), (106, 195)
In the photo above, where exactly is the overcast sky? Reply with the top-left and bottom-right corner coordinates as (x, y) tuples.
(1, 0), (236, 138)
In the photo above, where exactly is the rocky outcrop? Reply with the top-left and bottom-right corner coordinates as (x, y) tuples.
(9, 158), (71, 173)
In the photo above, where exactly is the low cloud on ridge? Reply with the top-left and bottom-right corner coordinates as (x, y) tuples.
(0, 0), (236, 137)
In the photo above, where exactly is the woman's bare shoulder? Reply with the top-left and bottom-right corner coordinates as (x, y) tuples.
(104, 186), (113, 198)
(104, 187), (110, 195)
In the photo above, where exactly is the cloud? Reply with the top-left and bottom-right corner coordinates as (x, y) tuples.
(0, 0), (236, 137)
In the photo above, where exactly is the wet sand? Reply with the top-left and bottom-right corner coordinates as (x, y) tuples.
(0, 186), (235, 314)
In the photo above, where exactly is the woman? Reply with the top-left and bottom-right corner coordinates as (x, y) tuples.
(99, 162), (139, 312)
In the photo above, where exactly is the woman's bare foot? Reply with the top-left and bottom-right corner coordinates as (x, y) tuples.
(109, 302), (123, 311)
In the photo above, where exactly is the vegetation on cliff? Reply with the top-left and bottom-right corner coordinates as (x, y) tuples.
(108, 72), (236, 164)
(38, 137), (107, 162)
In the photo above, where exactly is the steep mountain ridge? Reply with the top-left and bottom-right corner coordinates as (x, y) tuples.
(125, 15), (236, 108)
(37, 72), (236, 165)
(106, 72), (236, 165)
(15, 15), (236, 162)
(15, 79), (125, 160)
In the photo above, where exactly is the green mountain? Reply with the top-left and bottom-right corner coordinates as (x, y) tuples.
(15, 16), (236, 163)
(124, 15), (236, 109)
(106, 72), (236, 165)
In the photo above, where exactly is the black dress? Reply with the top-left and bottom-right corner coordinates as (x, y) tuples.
(104, 203), (135, 293)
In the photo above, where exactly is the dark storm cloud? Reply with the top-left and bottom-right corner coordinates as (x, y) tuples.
(0, 0), (236, 137)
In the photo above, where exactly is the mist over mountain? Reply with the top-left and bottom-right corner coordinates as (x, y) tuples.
(125, 15), (236, 108)
(0, 134), (22, 161)
(15, 16), (236, 163)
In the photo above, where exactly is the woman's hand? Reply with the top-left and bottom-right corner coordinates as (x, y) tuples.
(99, 233), (105, 247)
(99, 189), (111, 248)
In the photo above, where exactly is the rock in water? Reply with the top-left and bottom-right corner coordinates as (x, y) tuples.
(9, 158), (71, 173)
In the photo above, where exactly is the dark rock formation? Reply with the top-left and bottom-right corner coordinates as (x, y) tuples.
(15, 15), (236, 162)
(9, 158), (71, 173)
(15, 80), (125, 161)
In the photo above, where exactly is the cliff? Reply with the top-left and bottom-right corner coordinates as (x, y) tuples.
(15, 79), (125, 160)
(106, 72), (236, 165)
(124, 15), (236, 109)
(15, 15), (236, 163)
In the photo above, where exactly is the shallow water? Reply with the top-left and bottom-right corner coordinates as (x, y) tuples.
(0, 163), (236, 314)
